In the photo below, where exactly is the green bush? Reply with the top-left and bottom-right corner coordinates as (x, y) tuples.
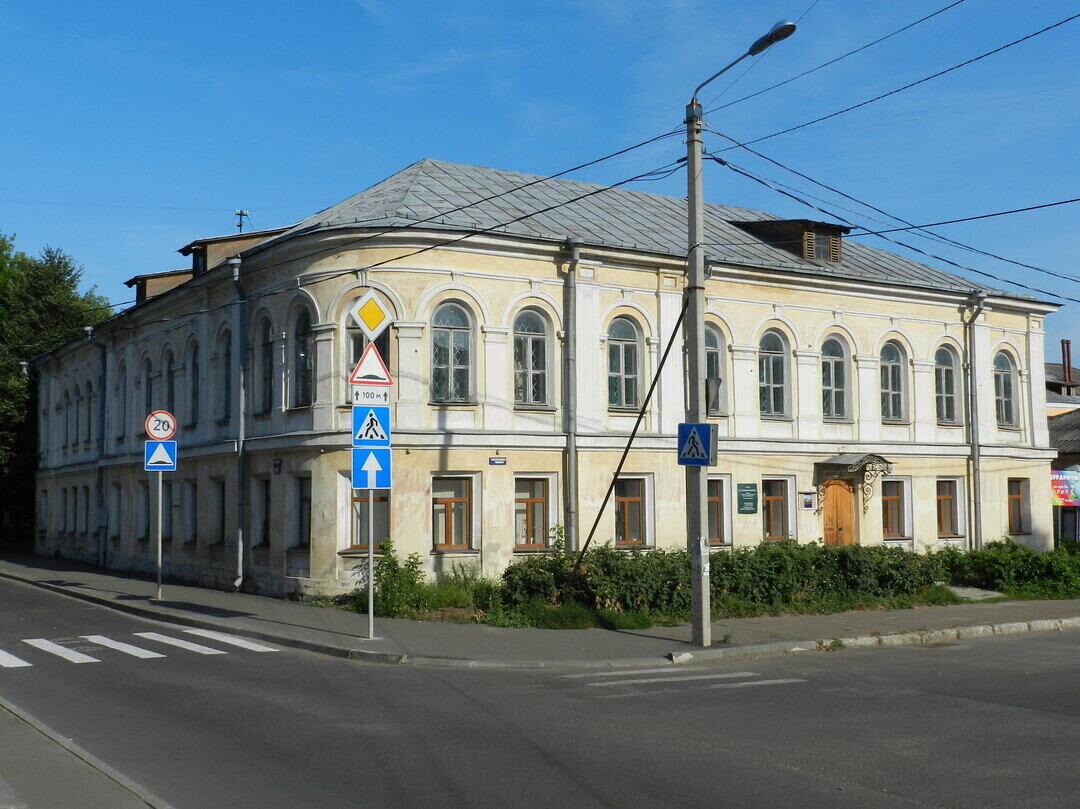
(935, 540), (1080, 597)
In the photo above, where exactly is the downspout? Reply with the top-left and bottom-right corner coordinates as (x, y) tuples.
(86, 327), (108, 568)
(963, 291), (987, 550)
(563, 239), (580, 551)
(229, 256), (248, 590)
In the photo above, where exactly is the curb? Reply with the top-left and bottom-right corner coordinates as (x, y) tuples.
(666, 617), (1080, 664)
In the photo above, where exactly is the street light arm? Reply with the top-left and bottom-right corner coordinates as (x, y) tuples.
(691, 52), (751, 104)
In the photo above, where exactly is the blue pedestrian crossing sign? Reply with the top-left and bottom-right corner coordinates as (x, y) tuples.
(144, 440), (178, 471)
(352, 406), (391, 448)
(677, 423), (716, 467)
(352, 448), (392, 490)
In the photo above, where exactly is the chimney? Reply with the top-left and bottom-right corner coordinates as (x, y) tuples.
(1064, 339), (1073, 385)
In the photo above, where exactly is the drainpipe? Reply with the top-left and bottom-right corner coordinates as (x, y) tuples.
(963, 291), (987, 550)
(229, 256), (248, 590)
(86, 327), (108, 568)
(563, 239), (581, 551)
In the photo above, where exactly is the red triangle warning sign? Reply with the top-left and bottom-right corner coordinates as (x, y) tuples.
(348, 343), (394, 386)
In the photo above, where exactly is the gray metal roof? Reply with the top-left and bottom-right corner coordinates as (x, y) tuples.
(265, 158), (1013, 298)
(1050, 409), (1080, 455)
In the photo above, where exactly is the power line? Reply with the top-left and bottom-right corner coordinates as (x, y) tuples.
(716, 11), (1080, 150)
(850, 198), (1080, 236)
(703, 125), (1080, 287)
(704, 0), (968, 115)
(705, 152), (1080, 305)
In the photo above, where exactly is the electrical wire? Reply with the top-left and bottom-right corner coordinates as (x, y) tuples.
(715, 10), (1080, 150)
(703, 125), (1080, 286)
(849, 198), (1080, 236)
(703, 0), (968, 115)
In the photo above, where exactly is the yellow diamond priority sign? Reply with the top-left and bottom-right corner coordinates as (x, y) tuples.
(348, 290), (392, 341)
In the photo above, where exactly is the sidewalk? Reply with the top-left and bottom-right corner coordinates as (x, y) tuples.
(3, 554), (1080, 669)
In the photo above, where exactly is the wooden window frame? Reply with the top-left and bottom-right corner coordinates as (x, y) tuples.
(350, 490), (389, 551)
(1007, 478), (1026, 534)
(881, 480), (904, 538)
(936, 479), (960, 538)
(707, 477), (726, 545)
(762, 478), (790, 541)
(514, 477), (549, 550)
(803, 231), (842, 263)
(432, 477), (472, 550)
(614, 477), (646, 547)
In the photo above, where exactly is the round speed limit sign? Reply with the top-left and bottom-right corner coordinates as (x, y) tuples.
(145, 410), (177, 441)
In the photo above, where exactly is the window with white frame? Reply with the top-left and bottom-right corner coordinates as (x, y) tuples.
(994, 351), (1019, 428)
(761, 477), (795, 540)
(352, 489), (389, 549)
(607, 316), (641, 410)
(934, 346), (960, 425)
(705, 325), (725, 415)
(513, 310), (549, 407)
(432, 476), (473, 549)
(880, 477), (911, 539)
(707, 475), (732, 545)
(821, 337), (848, 420)
(879, 341), (906, 422)
(431, 303), (472, 404)
(291, 310), (314, 408)
(758, 331), (788, 417)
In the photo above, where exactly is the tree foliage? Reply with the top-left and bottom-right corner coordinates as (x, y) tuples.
(0, 233), (110, 541)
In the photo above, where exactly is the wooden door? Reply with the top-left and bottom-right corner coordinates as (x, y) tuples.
(822, 479), (855, 546)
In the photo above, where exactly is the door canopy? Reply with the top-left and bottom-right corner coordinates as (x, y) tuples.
(814, 454), (893, 513)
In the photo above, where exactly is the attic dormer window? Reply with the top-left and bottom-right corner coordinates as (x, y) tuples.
(804, 231), (841, 264)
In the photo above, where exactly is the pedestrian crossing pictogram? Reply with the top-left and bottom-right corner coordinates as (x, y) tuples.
(356, 410), (388, 442)
(679, 427), (708, 460)
(352, 406), (391, 448)
(677, 423), (715, 466)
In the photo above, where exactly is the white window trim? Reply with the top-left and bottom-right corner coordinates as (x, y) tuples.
(512, 472), (559, 549)
(761, 475), (797, 541)
(936, 476), (966, 542)
(613, 473), (655, 547)
(881, 476), (913, 540)
(430, 472), (482, 552)
(1008, 477), (1032, 535)
(707, 473), (734, 545)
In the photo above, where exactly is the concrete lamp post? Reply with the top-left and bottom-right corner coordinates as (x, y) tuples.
(684, 20), (797, 647)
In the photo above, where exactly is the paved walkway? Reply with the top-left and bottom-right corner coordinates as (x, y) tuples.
(3, 554), (1080, 668)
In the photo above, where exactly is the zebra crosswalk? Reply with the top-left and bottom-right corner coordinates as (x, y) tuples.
(556, 666), (807, 699)
(0, 629), (277, 669)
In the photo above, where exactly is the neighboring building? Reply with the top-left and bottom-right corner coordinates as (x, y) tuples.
(33, 159), (1058, 595)
(1045, 340), (1080, 416)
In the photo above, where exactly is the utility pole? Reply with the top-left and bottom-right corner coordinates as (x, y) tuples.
(683, 20), (797, 647)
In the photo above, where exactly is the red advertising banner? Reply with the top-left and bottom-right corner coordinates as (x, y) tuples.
(1051, 471), (1080, 507)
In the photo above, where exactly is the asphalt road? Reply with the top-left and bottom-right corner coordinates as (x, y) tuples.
(2, 575), (1079, 809)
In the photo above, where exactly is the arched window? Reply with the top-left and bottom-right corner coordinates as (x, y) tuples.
(994, 351), (1018, 427)
(73, 385), (82, 444)
(758, 331), (787, 417)
(142, 358), (153, 414)
(187, 344), (200, 426)
(83, 382), (93, 442)
(116, 363), (127, 438)
(219, 330), (232, 421)
(292, 310), (314, 408)
(431, 303), (472, 403)
(63, 390), (72, 447)
(163, 350), (175, 414)
(259, 320), (274, 413)
(880, 341), (906, 422)
(514, 309), (548, 406)
(607, 316), (640, 409)
(821, 337), (847, 420)
(705, 326), (724, 415)
(935, 346), (959, 424)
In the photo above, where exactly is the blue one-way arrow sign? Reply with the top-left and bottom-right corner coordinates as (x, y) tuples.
(352, 448), (392, 490)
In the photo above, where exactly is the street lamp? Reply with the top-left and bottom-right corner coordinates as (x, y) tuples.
(684, 21), (797, 647)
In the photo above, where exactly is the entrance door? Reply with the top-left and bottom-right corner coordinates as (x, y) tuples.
(822, 479), (855, 546)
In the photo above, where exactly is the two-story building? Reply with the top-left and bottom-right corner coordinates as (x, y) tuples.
(33, 159), (1058, 594)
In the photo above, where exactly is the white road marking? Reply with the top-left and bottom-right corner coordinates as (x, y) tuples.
(79, 635), (165, 659)
(704, 678), (807, 690)
(21, 639), (99, 664)
(183, 629), (277, 652)
(561, 666), (703, 679)
(585, 671), (759, 688)
(0, 649), (33, 668)
(134, 632), (227, 655)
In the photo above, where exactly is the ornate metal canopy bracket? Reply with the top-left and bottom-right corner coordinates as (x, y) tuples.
(860, 461), (892, 513)
(814, 454), (893, 514)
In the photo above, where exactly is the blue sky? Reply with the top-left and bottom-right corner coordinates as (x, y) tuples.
(2, 0), (1078, 353)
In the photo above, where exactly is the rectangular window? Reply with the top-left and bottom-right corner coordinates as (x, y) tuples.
(185, 480), (198, 544)
(296, 477), (312, 547)
(60, 488), (68, 533)
(707, 477), (729, 544)
(81, 486), (90, 534)
(161, 482), (173, 542)
(936, 479), (960, 537)
(256, 478), (271, 547)
(881, 480), (904, 538)
(213, 478), (226, 544)
(762, 478), (790, 541)
(514, 478), (549, 549)
(614, 478), (645, 547)
(351, 490), (388, 549)
(138, 481), (149, 539)
(1007, 478), (1027, 534)
(432, 477), (471, 549)
(38, 491), (48, 536)
(109, 483), (122, 540)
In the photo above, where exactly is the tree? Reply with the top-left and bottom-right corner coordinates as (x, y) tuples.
(0, 234), (110, 547)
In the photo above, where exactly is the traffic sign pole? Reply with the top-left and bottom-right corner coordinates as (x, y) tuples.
(368, 488), (374, 640)
(155, 470), (163, 601)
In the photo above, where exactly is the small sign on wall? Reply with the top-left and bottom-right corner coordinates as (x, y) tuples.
(736, 483), (758, 514)
(800, 491), (816, 510)
(489, 457), (507, 466)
